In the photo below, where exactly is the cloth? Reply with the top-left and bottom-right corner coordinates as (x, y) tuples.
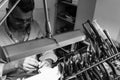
(0, 20), (57, 80)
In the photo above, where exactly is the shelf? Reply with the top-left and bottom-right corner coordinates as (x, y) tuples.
(61, 1), (77, 7)
(57, 16), (75, 25)
(54, 0), (77, 35)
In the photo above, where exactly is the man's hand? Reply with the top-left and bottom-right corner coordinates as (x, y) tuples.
(38, 59), (53, 69)
(23, 57), (39, 73)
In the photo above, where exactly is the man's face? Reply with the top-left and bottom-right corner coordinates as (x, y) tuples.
(9, 7), (33, 31)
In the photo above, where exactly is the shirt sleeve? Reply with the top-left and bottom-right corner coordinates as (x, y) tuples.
(39, 50), (58, 63)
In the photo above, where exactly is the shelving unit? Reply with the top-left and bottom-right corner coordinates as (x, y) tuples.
(53, 0), (96, 35)
(54, 0), (78, 34)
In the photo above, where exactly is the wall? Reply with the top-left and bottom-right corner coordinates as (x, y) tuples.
(74, 0), (96, 32)
(34, 0), (45, 35)
(94, 0), (120, 41)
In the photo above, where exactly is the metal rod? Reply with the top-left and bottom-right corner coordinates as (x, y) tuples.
(43, 0), (52, 38)
(0, 0), (8, 9)
(43, 0), (49, 23)
(0, 0), (21, 26)
(103, 29), (118, 53)
(66, 52), (120, 80)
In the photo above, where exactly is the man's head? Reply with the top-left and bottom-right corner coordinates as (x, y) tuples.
(9, 0), (35, 13)
(7, 0), (35, 32)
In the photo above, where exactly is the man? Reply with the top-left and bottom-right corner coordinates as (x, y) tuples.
(0, 0), (57, 80)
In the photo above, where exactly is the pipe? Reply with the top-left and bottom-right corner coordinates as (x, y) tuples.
(0, 0), (21, 26)
(43, 0), (52, 38)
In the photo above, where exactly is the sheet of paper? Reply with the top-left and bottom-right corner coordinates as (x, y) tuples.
(25, 66), (61, 80)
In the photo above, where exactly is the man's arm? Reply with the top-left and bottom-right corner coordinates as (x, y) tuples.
(2, 60), (20, 75)
(39, 50), (57, 63)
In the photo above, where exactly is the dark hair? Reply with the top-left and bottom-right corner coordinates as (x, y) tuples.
(9, 0), (35, 13)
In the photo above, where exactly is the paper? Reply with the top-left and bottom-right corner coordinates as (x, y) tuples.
(25, 66), (61, 80)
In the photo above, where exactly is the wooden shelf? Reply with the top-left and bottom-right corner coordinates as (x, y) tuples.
(61, 1), (77, 7)
(57, 16), (75, 25)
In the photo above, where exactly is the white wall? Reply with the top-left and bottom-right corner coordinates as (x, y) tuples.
(94, 0), (120, 41)
(34, 0), (45, 35)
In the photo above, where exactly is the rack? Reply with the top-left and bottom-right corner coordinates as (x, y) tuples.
(55, 20), (120, 80)
(65, 52), (120, 80)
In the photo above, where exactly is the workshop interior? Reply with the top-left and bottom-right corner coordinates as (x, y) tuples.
(0, 0), (120, 80)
